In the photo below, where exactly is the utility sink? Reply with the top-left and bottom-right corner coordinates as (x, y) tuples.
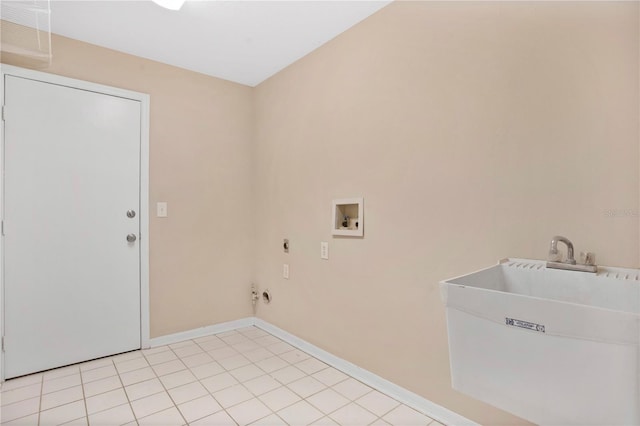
(440, 258), (640, 426)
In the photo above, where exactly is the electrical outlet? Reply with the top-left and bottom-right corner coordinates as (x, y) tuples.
(283, 264), (289, 279)
(321, 242), (329, 260)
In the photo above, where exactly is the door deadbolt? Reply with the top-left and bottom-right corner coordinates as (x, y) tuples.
(126, 234), (137, 243)
(127, 210), (136, 218)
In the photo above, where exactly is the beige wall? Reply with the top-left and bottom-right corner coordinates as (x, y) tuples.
(2, 2), (639, 423)
(2, 30), (256, 337)
(253, 2), (639, 424)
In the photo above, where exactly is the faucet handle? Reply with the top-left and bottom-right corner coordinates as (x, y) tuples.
(581, 252), (596, 266)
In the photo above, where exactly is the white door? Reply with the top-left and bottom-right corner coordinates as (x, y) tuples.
(3, 75), (142, 379)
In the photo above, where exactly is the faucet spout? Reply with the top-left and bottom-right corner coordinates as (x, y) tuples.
(549, 236), (576, 265)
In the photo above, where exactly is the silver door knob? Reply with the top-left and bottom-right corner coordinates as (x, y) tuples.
(127, 210), (136, 218)
(126, 234), (137, 243)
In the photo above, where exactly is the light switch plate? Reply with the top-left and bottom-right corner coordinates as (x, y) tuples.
(283, 264), (289, 279)
(157, 202), (168, 217)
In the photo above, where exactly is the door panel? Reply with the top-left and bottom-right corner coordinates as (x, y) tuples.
(4, 75), (141, 378)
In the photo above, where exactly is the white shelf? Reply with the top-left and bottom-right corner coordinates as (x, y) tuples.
(332, 197), (363, 237)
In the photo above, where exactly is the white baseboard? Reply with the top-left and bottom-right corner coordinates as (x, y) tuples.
(148, 317), (477, 426)
(148, 317), (255, 347)
(253, 319), (478, 426)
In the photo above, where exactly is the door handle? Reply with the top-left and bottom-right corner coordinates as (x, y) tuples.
(126, 234), (137, 243)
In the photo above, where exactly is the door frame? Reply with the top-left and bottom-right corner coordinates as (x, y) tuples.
(0, 64), (151, 381)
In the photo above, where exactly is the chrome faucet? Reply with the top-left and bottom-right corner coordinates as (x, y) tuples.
(549, 236), (576, 265)
(546, 235), (597, 273)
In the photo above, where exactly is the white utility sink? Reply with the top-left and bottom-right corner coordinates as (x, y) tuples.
(440, 258), (640, 426)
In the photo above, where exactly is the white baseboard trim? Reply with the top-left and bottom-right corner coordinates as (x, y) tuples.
(253, 318), (478, 426)
(148, 317), (477, 426)
(148, 317), (255, 348)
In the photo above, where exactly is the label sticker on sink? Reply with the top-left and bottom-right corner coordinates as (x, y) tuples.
(505, 317), (545, 333)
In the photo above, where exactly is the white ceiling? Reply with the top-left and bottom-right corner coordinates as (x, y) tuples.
(45, 1), (391, 87)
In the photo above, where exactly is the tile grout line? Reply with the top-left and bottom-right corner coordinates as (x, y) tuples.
(222, 332), (326, 423)
(273, 344), (415, 423)
(78, 363), (91, 426)
(35, 369), (85, 425)
(274, 342), (403, 422)
(16, 335), (246, 424)
(37, 373), (44, 426)
(145, 343), (191, 425)
(239, 329), (394, 425)
(203, 331), (283, 426)
(112, 357), (140, 426)
(189, 332), (293, 424)
(138, 340), (223, 417)
(189, 335), (240, 416)
(188, 337), (246, 425)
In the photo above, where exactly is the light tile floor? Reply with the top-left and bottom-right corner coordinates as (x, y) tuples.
(0, 327), (444, 426)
